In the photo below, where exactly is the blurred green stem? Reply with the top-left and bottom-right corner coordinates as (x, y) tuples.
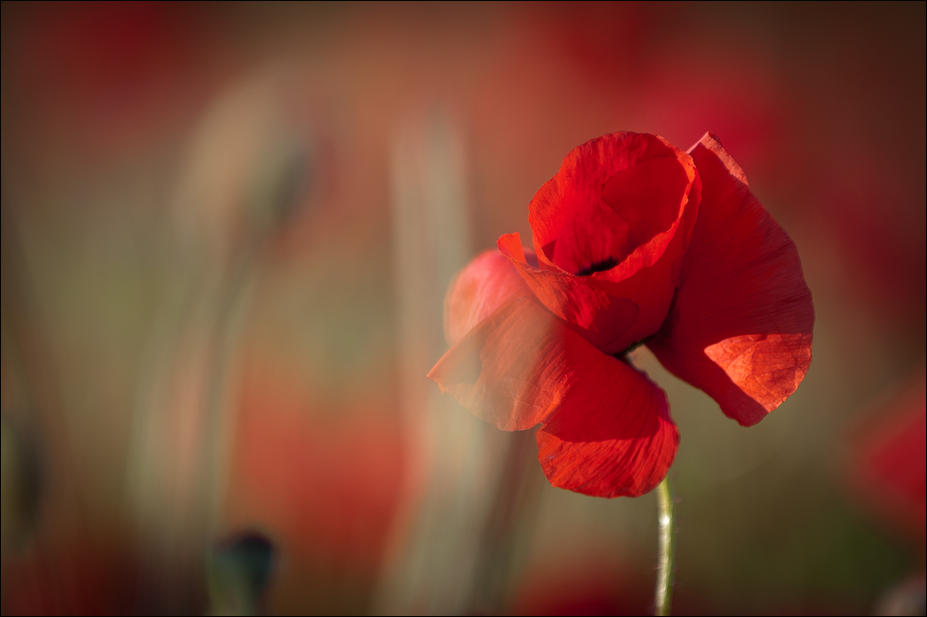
(654, 476), (675, 616)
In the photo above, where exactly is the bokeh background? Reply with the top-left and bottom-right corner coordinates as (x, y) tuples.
(1, 2), (924, 615)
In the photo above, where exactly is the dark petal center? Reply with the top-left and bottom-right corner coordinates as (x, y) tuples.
(576, 256), (619, 276)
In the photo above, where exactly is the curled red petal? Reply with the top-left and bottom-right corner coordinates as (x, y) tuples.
(428, 296), (678, 497)
(499, 133), (700, 353)
(648, 132), (814, 426)
(498, 232), (640, 353)
(529, 132), (696, 280)
(444, 249), (534, 346)
(537, 358), (677, 498)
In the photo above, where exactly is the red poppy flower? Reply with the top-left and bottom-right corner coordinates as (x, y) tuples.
(428, 132), (813, 498)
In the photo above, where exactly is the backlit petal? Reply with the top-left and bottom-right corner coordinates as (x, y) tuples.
(429, 296), (567, 431)
(444, 249), (534, 346)
(648, 132), (814, 426)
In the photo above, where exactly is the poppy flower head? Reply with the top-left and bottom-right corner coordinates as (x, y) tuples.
(429, 131), (813, 498)
(498, 133), (702, 355)
(529, 132), (698, 282)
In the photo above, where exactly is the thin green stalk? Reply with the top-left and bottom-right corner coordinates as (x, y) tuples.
(654, 476), (676, 616)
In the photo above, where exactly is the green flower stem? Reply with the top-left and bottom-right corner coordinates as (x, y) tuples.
(654, 476), (676, 616)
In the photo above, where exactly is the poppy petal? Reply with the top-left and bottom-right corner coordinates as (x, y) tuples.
(529, 133), (696, 281)
(647, 133), (814, 427)
(429, 296), (566, 431)
(498, 232), (640, 353)
(444, 249), (534, 346)
(536, 358), (677, 499)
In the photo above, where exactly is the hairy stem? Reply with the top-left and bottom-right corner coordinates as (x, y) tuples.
(654, 476), (676, 616)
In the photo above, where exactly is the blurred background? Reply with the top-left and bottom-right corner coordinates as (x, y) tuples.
(1, 2), (924, 615)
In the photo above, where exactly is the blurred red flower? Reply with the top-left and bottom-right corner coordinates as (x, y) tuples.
(846, 367), (926, 548)
(429, 132), (814, 497)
